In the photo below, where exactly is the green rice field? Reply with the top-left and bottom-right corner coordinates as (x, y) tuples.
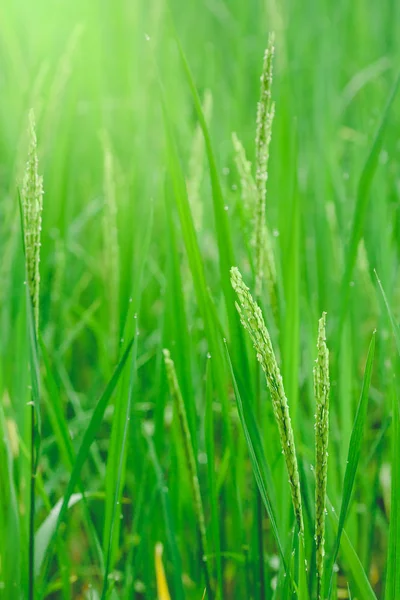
(1, 1), (400, 598)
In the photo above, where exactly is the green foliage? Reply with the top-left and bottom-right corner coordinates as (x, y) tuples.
(0, 0), (399, 597)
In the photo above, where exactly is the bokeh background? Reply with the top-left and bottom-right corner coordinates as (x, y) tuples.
(1, 0), (400, 598)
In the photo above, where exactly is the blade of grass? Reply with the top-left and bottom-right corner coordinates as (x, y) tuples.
(160, 73), (245, 547)
(145, 432), (185, 600)
(337, 73), (400, 341)
(205, 361), (223, 598)
(326, 496), (377, 600)
(223, 339), (287, 573)
(38, 336), (104, 576)
(327, 332), (376, 598)
(101, 320), (139, 600)
(374, 271), (400, 598)
(385, 386), (400, 599)
(37, 338), (134, 591)
(173, 29), (250, 385)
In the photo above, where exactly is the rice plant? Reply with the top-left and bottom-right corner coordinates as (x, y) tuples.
(0, 1), (399, 599)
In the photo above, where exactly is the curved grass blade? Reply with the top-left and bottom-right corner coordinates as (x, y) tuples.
(337, 72), (400, 340)
(205, 362), (223, 598)
(101, 322), (139, 600)
(327, 332), (376, 598)
(173, 31), (250, 386)
(326, 496), (377, 600)
(38, 337), (104, 576)
(374, 269), (400, 355)
(223, 340), (287, 573)
(35, 493), (92, 577)
(374, 271), (400, 598)
(385, 387), (400, 599)
(37, 338), (134, 590)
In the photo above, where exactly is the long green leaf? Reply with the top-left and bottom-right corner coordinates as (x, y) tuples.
(326, 496), (377, 600)
(374, 271), (400, 598)
(37, 339), (134, 589)
(337, 73), (400, 339)
(173, 31), (250, 388)
(327, 332), (376, 598)
(145, 433), (185, 600)
(223, 340), (286, 572)
(101, 323), (139, 600)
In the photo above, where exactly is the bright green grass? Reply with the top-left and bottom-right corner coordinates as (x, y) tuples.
(1, 0), (400, 598)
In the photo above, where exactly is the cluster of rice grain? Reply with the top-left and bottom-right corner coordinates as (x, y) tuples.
(314, 312), (330, 597)
(22, 109), (43, 336)
(232, 34), (277, 312)
(230, 266), (304, 535)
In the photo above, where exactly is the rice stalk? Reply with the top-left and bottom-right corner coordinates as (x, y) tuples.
(22, 109), (43, 336)
(162, 349), (212, 594)
(254, 34), (276, 298)
(230, 266), (304, 535)
(21, 108), (43, 600)
(314, 312), (330, 598)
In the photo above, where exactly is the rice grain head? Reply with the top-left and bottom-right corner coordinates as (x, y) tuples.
(22, 109), (43, 336)
(314, 312), (330, 597)
(230, 266), (304, 535)
(254, 33), (276, 298)
(232, 131), (257, 218)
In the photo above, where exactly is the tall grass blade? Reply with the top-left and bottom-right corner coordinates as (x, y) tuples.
(145, 433), (185, 600)
(327, 332), (376, 598)
(326, 496), (378, 600)
(37, 339), (134, 587)
(337, 73), (400, 338)
(374, 271), (400, 598)
(223, 340), (286, 572)
(101, 322), (139, 600)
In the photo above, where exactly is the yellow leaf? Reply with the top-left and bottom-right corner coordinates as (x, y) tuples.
(155, 542), (171, 600)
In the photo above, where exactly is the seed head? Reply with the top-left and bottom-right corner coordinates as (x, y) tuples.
(314, 312), (330, 598)
(230, 266), (304, 535)
(22, 109), (43, 335)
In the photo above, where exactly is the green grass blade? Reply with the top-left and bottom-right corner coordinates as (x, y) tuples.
(374, 271), (400, 598)
(37, 338), (134, 587)
(173, 32), (250, 383)
(205, 362), (223, 598)
(326, 496), (377, 600)
(327, 332), (376, 598)
(385, 387), (400, 599)
(35, 492), (91, 578)
(223, 340), (286, 572)
(101, 323), (139, 600)
(374, 269), (400, 355)
(145, 432), (185, 600)
(337, 73), (400, 338)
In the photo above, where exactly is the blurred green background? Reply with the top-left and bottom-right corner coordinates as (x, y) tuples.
(1, 0), (400, 598)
